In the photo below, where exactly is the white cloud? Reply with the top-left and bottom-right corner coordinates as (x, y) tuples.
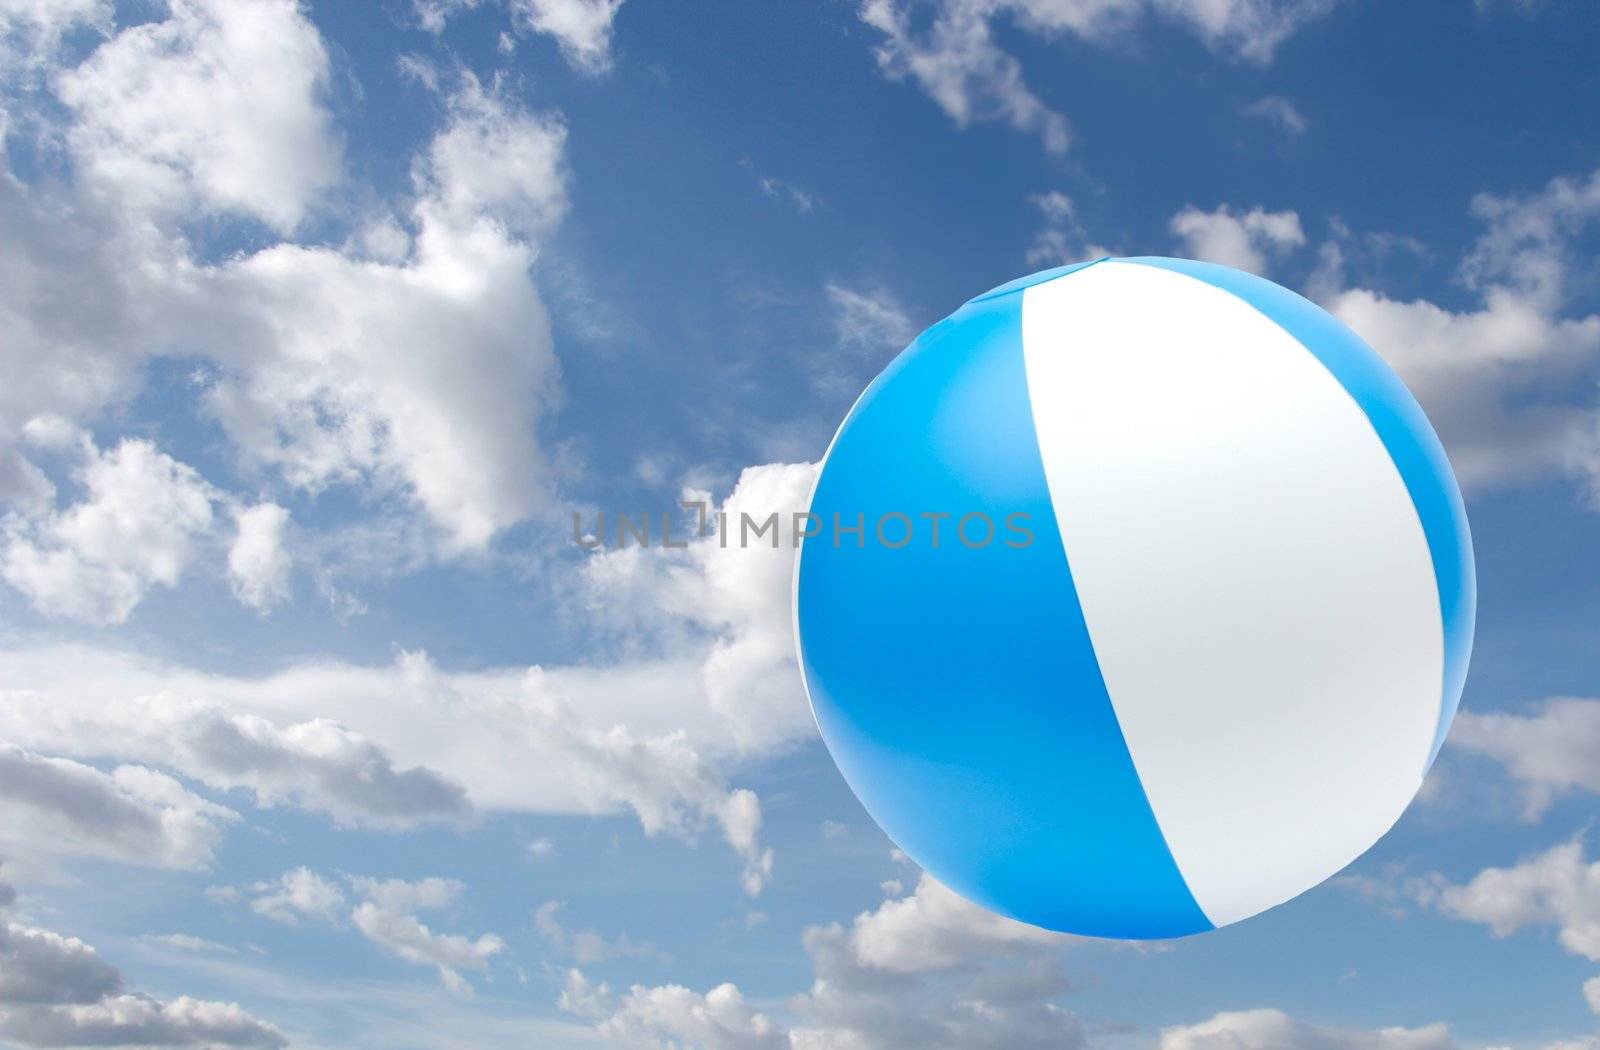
(858, 0), (1333, 153)
(1327, 286), (1600, 491)
(846, 872), (1066, 973)
(414, 0), (625, 74)
(1425, 838), (1600, 962)
(860, 0), (1072, 155)
(1320, 168), (1600, 494)
(0, 326), (800, 877)
(0, 639), (779, 892)
(419, 71), (569, 238)
(0, 920), (121, 1005)
(228, 501), (292, 612)
(2, 10), (573, 559)
(228, 869), (505, 995)
(1036, 0), (1337, 60)
(1159, 1008), (1456, 1049)
(0, 745), (233, 872)
(1449, 698), (1600, 818)
(567, 871), (1081, 1049)
(0, 0), (110, 76)
(1010, 0), (1336, 61)
(1460, 167), (1600, 312)
(0, 459), (812, 892)
(789, 888), (1080, 1049)
(1244, 94), (1309, 137)
(509, 0), (625, 74)
(561, 969), (785, 1050)
(0, 875), (286, 1048)
(56, 0), (341, 231)
(1169, 203), (1306, 273)
(0, 685), (472, 830)
(577, 460), (820, 753)
(247, 867), (347, 926)
(558, 967), (616, 1019)
(1420, 837), (1600, 1044)
(827, 284), (915, 353)
(1, 994), (287, 1049)
(0, 174), (157, 487)
(188, 72), (566, 552)
(2, 437), (215, 624)
(349, 876), (504, 996)
(603, 981), (786, 1049)
(1025, 190), (1113, 267)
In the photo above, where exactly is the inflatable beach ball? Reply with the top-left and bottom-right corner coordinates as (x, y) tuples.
(793, 257), (1475, 939)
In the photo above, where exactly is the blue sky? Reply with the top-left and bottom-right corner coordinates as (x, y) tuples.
(1, 1), (1599, 1047)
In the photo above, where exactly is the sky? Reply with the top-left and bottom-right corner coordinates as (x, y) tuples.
(0, 0), (1599, 1047)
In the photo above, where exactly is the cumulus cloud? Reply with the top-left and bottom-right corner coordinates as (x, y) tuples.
(1319, 166), (1600, 494)
(0, 876), (286, 1048)
(1159, 1008), (1456, 1049)
(592, 978), (786, 1050)
(1459, 166), (1600, 312)
(509, 0), (625, 73)
(1424, 838), (1600, 962)
(859, 0), (1072, 155)
(1, 994), (287, 1049)
(0, 463), (821, 891)
(348, 876), (504, 995)
(414, 0), (625, 74)
(1403, 841), (1600, 1047)
(1016, 0), (1337, 59)
(1449, 698), (1600, 818)
(843, 871), (1067, 973)
(0, 173), (155, 486)
(0, 921), (121, 1006)
(0, 632), (784, 892)
(0, 0), (110, 75)
(576, 460), (820, 757)
(565, 868), (1478, 1050)
(566, 869), (1080, 1049)
(418, 71), (569, 238)
(0, 686), (472, 830)
(858, 0), (1333, 153)
(1329, 286), (1600, 490)
(1, 4), (573, 558)
(0, 745), (233, 871)
(55, 0), (341, 231)
(1, 437), (215, 624)
(787, 872), (1079, 1049)
(5, 0), (815, 888)
(223, 868), (505, 995)
(190, 71), (566, 552)
(1169, 203), (1306, 274)
(247, 867), (348, 926)
(227, 502), (292, 612)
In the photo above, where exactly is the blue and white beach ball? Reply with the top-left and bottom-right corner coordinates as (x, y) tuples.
(793, 257), (1475, 939)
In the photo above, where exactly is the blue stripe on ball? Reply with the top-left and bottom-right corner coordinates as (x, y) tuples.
(796, 287), (1213, 939)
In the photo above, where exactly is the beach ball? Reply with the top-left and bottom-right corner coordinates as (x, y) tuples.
(793, 257), (1475, 939)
